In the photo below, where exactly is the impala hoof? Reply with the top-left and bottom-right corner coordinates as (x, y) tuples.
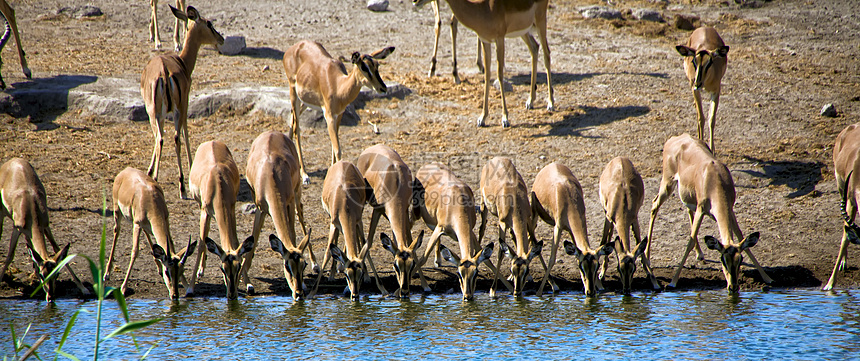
(301, 175), (311, 185)
(501, 118), (510, 128)
(246, 284), (256, 295)
(23, 67), (31, 79)
(525, 99), (534, 110)
(546, 103), (555, 112)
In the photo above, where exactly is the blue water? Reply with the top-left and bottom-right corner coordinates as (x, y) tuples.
(2, 289), (859, 359)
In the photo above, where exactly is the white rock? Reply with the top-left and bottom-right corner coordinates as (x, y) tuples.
(218, 36), (246, 56)
(367, 0), (389, 12)
(820, 103), (837, 117)
(579, 6), (622, 20)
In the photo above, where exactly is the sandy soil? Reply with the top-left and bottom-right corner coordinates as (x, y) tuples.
(1, 0), (859, 299)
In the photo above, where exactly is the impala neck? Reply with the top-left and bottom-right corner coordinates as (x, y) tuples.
(339, 65), (364, 107)
(178, 34), (204, 77)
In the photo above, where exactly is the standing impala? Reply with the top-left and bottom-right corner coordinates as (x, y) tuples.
(141, 5), (224, 199)
(187, 141), (254, 299)
(676, 27), (729, 153)
(0, 158), (88, 301)
(824, 123), (860, 290)
(413, 0), (483, 83)
(356, 144), (427, 297)
(479, 157), (545, 296)
(283, 40), (394, 184)
(530, 162), (612, 297)
(597, 157), (659, 293)
(646, 134), (772, 292)
(246, 131), (314, 301)
(148, 0), (186, 51)
(416, 162), (512, 300)
(0, 0), (32, 89)
(311, 160), (387, 299)
(106, 168), (196, 298)
(413, 0), (554, 127)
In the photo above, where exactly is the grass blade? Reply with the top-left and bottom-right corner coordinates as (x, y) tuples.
(55, 350), (81, 361)
(102, 319), (163, 341)
(53, 308), (80, 360)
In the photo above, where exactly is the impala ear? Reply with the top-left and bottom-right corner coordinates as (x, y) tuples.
(528, 240), (543, 261)
(676, 45), (696, 57)
(634, 237), (649, 258)
(298, 229), (312, 252)
(740, 232), (759, 251)
(477, 242), (494, 264)
(205, 237), (224, 258)
(704, 235), (723, 252)
(410, 230), (424, 250)
(169, 5), (188, 22)
(499, 239), (513, 259)
(380, 233), (397, 255)
(358, 236), (372, 261)
(563, 240), (582, 258)
(440, 245), (459, 265)
(238, 236), (255, 257)
(269, 234), (286, 256)
(55, 243), (72, 263)
(371, 46), (395, 60)
(351, 52), (361, 64)
(598, 241), (615, 257)
(410, 178), (424, 223)
(847, 225), (860, 245)
(185, 6), (200, 21)
(714, 45), (729, 58)
(152, 243), (169, 263)
(330, 243), (346, 265)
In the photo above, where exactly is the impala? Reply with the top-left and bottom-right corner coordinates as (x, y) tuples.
(479, 157), (545, 296)
(141, 5), (224, 199)
(0, 0), (31, 89)
(676, 27), (728, 153)
(356, 144), (427, 297)
(413, 0), (483, 83)
(106, 167), (196, 298)
(597, 157), (659, 293)
(148, 0), (186, 51)
(646, 134), (772, 292)
(530, 162), (612, 297)
(413, 0), (554, 127)
(187, 141), (254, 299)
(310, 160), (387, 299)
(283, 40), (394, 184)
(246, 131), (314, 300)
(824, 123), (860, 290)
(0, 158), (88, 300)
(416, 162), (512, 299)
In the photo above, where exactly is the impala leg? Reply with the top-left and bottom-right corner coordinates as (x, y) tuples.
(537, 224), (561, 296)
(707, 92), (720, 155)
(427, 0), (441, 78)
(743, 248), (773, 284)
(598, 218), (614, 280)
(0, 1), (29, 78)
(326, 112), (342, 166)
(147, 110), (165, 180)
(522, 34), (538, 110)
(495, 38), (509, 128)
(173, 0), (185, 51)
(288, 86), (311, 185)
(105, 209), (123, 281)
(326, 225), (339, 281)
(669, 208), (705, 288)
(366, 208), (383, 247)
(824, 229), (852, 290)
(476, 40), (491, 127)
(646, 178), (674, 269)
(418, 227), (445, 293)
(120, 224), (144, 295)
(482, 256), (513, 295)
(187, 210), (211, 296)
(173, 108), (189, 200)
(477, 203), (489, 245)
(633, 220), (660, 289)
(693, 88), (705, 144)
(294, 184), (309, 237)
(0, 227), (20, 282)
(45, 227), (89, 295)
(450, 15), (461, 84)
(475, 36), (484, 74)
(687, 209), (705, 261)
(535, 5), (554, 111)
(360, 221), (387, 296)
(149, 0), (160, 49)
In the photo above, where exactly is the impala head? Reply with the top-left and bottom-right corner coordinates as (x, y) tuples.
(170, 5), (225, 48)
(704, 232), (759, 293)
(616, 237), (649, 295)
(564, 240), (614, 297)
(269, 232), (312, 301)
(205, 236), (254, 299)
(499, 238), (543, 296)
(330, 235), (372, 300)
(840, 171), (860, 245)
(676, 44), (728, 90)
(381, 230), (424, 297)
(349, 46), (395, 94)
(440, 243), (494, 300)
(152, 237), (197, 299)
(26, 243), (72, 302)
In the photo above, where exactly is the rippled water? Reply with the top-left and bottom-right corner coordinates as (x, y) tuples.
(2, 289), (859, 359)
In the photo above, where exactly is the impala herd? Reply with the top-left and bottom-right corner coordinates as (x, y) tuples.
(0, 1), (856, 302)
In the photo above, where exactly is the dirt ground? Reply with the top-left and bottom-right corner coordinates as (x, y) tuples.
(1, 0), (859, 300)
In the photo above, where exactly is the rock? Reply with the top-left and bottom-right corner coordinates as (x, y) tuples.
(632, 9), (664, 22)
(820, 103), (838, 117)
(579, 6), (623, 20)
(58, 5), (103, 18)
(674, 14), (699, 30)
(218, 36), (246, 56)
(240, 203), (257, 215)
(367, 0), (389, 12)
(493, 78), (513, 92)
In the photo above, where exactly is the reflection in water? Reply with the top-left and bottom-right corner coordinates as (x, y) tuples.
(1, 290), (860, 359)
